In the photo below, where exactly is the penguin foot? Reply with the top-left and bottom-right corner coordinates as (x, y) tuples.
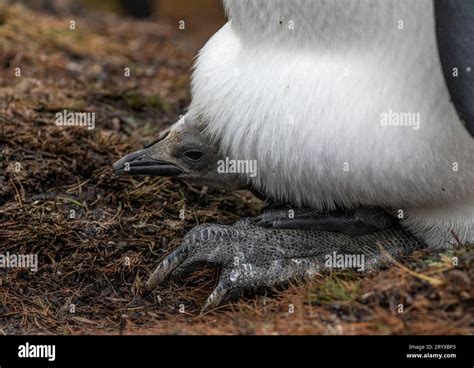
(252, 207), (398, 235)
(145, 218), (422, 312)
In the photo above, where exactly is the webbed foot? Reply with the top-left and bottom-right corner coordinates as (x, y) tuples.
(252, 207), (398, 235)
(146, 218), (423, 312)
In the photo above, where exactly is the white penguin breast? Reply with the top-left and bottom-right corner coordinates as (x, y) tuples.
(191, 23), (474, 210)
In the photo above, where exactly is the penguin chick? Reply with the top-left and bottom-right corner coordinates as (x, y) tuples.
(113, 118), (248, 191)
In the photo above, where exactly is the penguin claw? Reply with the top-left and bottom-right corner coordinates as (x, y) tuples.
(145, 217), (418, 311)
(144, 222), (304, 310)
(145, 242), (191, 292)
(144, 223), (242, 296)
(201, 271), (233, 313)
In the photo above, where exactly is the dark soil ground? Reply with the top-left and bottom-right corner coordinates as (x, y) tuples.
(0, 4), (472, 335)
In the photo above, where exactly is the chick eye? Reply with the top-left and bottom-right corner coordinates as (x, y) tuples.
(183, 150), (203, 162)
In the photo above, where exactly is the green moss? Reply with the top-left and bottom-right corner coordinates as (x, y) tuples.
(124, 92), (169, 112)
(422, 250), (455, 267)
(43, 27), (85, 45)
(100, 90), (170, 112)
(308, 272), (361, 305)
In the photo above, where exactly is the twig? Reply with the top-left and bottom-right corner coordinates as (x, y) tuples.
(377, 242), (444, 286)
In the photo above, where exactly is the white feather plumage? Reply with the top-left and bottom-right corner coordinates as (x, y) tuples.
(189, 0), (474, 247)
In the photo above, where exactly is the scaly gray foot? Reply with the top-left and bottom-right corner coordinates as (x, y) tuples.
(145, 218), (423, 311)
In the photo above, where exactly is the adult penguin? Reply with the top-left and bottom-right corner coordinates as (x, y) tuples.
(435, 0), (474, 136)
(114, 0), (473, 310)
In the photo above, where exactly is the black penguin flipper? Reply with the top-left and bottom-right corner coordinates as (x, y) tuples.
(435, 0), (474, 137)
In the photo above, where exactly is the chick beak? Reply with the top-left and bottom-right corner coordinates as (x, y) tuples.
(112, 146), (183, 177)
